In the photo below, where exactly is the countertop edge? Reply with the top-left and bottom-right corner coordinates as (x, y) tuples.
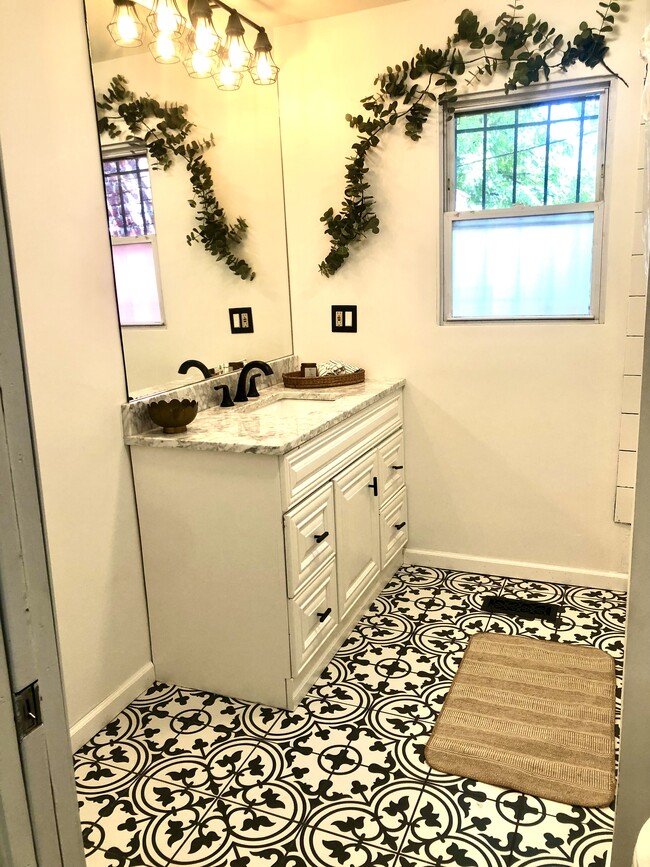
(125, 379), (405, 455)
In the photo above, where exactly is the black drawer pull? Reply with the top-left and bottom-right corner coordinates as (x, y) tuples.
(314, 531), (330, 544)
(368, 476), (378, 496)
(394, 521), (406, 530)
(391, 464), (404, 470)
(317, 608), (332, 623)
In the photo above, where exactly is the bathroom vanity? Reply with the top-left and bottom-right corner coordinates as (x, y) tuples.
(124, 374), (407, 709)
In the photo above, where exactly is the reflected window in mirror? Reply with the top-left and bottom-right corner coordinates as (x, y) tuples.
(101, 150), (165, 327)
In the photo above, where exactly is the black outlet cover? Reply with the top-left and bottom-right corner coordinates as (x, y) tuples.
(229, 307), (254, 334)
(332, 305), (357, 333)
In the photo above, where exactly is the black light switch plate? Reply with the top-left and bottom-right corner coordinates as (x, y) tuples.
(332, 305), (357, 333)
(229, 307), (254, 334)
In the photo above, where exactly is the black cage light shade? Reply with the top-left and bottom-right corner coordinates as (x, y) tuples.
(107, 0), (145, 47)
(222, 10), (252, 72)
(250, 29), (278, 85)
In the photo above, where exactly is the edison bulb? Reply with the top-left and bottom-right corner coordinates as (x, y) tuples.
(219, 64), (237, 87)
(117, 9), (139, 43)
(255, 55), (273, 83)
(227, 38), (248, 71)
(156, 2), (178, 35)
(156, 32), (177, 61)
(192, 50), (213, 76)
(195, 19), (216, 53)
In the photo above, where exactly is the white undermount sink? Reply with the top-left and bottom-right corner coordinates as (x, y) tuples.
(240, 391), (337, 416)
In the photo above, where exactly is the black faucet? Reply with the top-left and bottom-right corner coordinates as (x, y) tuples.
(178, 359), (215, 379)
(234, 360), (274, 403)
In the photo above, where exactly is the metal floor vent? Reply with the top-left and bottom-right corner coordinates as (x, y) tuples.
(481, 596), (562, 625)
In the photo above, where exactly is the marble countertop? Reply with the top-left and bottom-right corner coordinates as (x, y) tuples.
(125, 379), (405, 455)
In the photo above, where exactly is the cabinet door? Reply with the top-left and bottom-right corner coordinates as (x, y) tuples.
(333, 451), (380, 618)
(284, 483), (336, 596)
(378, 431), (405, 506)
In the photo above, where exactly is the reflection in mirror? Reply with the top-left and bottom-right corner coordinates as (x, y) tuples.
(85, 0), (293, 398)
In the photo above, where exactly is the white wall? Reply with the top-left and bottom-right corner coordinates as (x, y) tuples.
(276, 0), (644, 585)
(93, 52), (293, 394)
(0, 0), (152, 739)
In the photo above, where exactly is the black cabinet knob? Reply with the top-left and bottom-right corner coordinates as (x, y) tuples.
(314, 531), (330, 544)
(317, 608), (332, 623)
(391, 464), (404, 470)
(368, 476), (378, 496)
(394, 521), (406, 530)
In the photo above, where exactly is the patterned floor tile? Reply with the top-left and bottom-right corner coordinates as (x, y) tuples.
(76, 773), (213, 866)
(400, 782), (519, 866)
(508, 803), (615, 866)
(75, 566), (625, 867)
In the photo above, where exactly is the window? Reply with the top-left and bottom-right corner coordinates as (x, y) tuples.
(443, 82), (608, 322)
(101, 151), (165, 326)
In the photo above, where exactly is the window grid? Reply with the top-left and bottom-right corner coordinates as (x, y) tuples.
(102, 157), (154, 238)
(454, 97), (600, 211)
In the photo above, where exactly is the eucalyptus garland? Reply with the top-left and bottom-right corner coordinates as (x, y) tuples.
(319, 2), (625, 277)
(97, 75), (254, 281)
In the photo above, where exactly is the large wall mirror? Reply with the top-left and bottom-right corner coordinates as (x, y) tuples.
(84, 0), (293, 398)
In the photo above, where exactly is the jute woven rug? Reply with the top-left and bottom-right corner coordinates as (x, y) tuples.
(424, 633), (616, 807)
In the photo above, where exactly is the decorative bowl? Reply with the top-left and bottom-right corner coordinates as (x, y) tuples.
(148, 399), (198, 434)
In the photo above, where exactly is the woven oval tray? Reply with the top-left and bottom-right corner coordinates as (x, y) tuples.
(283, 369), (365, 389)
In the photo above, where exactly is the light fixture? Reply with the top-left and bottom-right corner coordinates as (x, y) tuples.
(107, 0), (145, 47)
(249, 29), (278, 85)
(184, 0), (220, 78)
(108, 0), (279, 90)
(222, 10), (252, 72)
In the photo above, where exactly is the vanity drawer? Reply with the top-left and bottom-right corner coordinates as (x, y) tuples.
(280, 393), (403, 511)
(288, 558), (339, 676)
(284, 483), (336, 597)
(379, 487), (408, 569)
(377, 430), (405, 506)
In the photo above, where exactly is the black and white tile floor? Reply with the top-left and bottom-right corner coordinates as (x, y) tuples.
(75, 566), (626, 867)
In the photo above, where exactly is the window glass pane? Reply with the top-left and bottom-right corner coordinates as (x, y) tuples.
(102, 155), (156, 237)
(550, 100), (582, 121)
(515, 123), (547, 206)
(103, 160), (118, 175)
(456, 130), (484, 210)
(138, 156), (149, 170)
(118, 173), (146, 236)
(451, 212), (594, 318)
(456, 113), (483, 131)
(485, 126), (515, 209)
(518, 103), (549, 124)
(111, 242), (163, 326)
(546, 119), (581, 205)
(104, 175), (126, 237)
(579, 117), (600, 203)
(487, 109), (515, 128)
(118, 158), (138, 172)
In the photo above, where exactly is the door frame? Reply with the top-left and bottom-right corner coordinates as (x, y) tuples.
(0, 154), (85, 865)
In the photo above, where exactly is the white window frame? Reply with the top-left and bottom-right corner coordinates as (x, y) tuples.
(442, 78), (610, 324)
(101, 143), (166, 328)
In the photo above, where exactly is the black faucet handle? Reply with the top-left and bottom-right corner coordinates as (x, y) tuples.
(247, 374), (263, 398)
(214, 384), (234, 408)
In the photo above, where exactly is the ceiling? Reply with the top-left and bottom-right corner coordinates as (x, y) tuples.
(86, 0), (409, 62)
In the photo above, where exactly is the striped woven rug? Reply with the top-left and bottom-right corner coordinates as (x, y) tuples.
(424, 632), (616, 807)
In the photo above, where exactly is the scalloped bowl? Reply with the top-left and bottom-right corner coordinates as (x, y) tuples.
(148, 399), (198, 434)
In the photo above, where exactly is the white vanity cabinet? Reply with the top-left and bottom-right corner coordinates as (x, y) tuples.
(129, 386), (407, 709)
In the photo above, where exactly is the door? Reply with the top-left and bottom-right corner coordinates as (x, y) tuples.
(333, 451), (381, 618)
(0, 168), (85, 864)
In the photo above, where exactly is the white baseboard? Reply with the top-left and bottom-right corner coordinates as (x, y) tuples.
(404, 548), (628, 592)
(69, 662), (155, 752)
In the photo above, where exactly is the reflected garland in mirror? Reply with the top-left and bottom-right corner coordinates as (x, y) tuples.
(97, 75), (255, 281)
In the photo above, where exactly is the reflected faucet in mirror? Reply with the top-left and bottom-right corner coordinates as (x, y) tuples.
(234, 360), (273, 403)
(178, 359), (216, 379)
